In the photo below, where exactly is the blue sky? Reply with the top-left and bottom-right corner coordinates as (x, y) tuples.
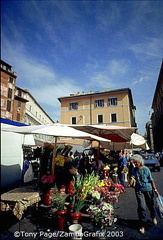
(2, 0), (163, 135)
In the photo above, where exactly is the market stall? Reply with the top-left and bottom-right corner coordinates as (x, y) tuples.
(38, 170), (125, 234)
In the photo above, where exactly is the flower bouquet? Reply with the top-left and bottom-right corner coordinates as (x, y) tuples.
(112, 183), (125, 193)
(86, 190), (102, 205)
(103, 192), (119, 203)
(86, 202), (114, 228)
(41, 174), (55, 192)
(70, 172), (99, 213)
(54, 155), (65, 167)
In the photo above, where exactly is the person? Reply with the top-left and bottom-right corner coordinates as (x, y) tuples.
(127, 157), (135, 178)
(117, 150), (127, 187)
(93, 158), (104, 177)
(128, 154), (159, 234)
(78, 156), (90, 176)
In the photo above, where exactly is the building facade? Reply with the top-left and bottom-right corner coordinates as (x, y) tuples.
(23, 90), (54, 144)
(58, 88), (137, 128)
(13, 86), (28, 122)
(151, 60), (163, 151)
(1, 60), (54, 145)
(1, 60), (18, 120)
(145, 121), (154, 150)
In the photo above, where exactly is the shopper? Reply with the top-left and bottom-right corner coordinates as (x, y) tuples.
(129, 154), (159, 234)
(117, 150), (127, 187)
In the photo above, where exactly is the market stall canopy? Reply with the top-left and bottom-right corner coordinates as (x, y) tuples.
(2, 123), (111, 174)
(1, 123), (111, 142)
(1, 123), (35, 145)
(69, 124), (136, 142)
(101, 133), (149, 150)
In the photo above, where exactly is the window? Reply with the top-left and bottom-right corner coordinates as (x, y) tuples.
(69, 102), (78, 110)
(9, 77), (13, 83)
(7, 100), (11, 112)
(108, 97), (117, 106)
(8, 88), (12, 99)
(98, 114), (103, 124)
(72, 117), (76, 124)
(111, 113), (117, 122)
(95, 99), (104, 108)
(17, 101), (21, 108)
(18, 89), (22, 97)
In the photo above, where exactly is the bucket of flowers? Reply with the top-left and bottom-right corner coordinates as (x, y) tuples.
(40, 174), (56, 205)
(41, 174), (55, 191)
(86, 201), (115, 229)
(50, 190), (68, 231)
(69, 171), (99, 223)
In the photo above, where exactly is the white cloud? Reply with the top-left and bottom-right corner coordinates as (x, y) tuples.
(132, 76), (144, 85)
(107, 59), (130, 76)
(128, 37), (162, 60)
(84, 58), (130, 90)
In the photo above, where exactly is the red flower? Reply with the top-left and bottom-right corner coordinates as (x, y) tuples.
(41, 175), (55, 184)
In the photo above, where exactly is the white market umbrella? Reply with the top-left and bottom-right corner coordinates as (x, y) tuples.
(130, 133), (150, 150)
(70, 124), (136, 152)
(2, 123), (111, 174)
(69, 124), (136, 142)
(101, 133), (150, 150)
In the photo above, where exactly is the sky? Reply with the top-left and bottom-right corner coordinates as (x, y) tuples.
(1, 0), (163, 135)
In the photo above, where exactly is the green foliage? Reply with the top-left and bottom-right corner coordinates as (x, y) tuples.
(50, 192), (67, 211)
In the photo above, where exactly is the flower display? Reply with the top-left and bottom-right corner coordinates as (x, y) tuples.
(86, 202), (114, 227)
(113, 183), (125, 193)
(97, 179), (112, 187)
(70, 172), (99, 213)
(41, 175), (55, 184)
(94, 186), (109, 196)
(86, 190), (102, 205)
(54, 155), (65, 167)
(91, 190), (101, 200)
(103, 192), (119, 203)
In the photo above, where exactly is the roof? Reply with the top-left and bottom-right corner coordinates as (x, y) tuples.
(25, 89), (55, 123)
(1, 60), (12, 68)
(58, 88), (136, 109)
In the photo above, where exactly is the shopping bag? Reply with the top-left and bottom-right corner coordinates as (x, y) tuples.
(155, 195), (163, 218)
(128, 176), (136, 188)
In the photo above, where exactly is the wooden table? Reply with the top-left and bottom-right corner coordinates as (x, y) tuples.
(0, 185), (41, 220)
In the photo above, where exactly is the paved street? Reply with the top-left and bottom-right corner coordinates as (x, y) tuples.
(114, 167), (163, 239)
(1, 168), (163, 240)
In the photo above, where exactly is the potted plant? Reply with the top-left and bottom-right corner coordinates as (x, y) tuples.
(50, 191), (67, 231)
